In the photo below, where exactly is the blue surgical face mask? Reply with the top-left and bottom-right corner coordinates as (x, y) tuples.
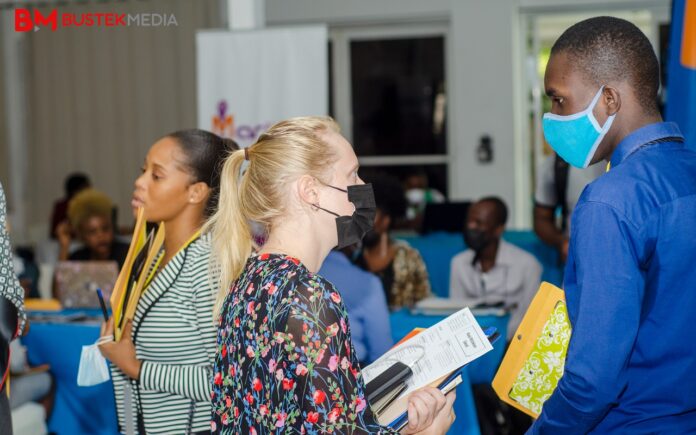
(542, 86), (616, 168)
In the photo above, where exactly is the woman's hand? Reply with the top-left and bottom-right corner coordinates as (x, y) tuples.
(401, 388), (456, 435)
(98, 319), (141, 380)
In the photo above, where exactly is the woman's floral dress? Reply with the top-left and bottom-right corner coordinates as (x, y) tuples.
(211, 253), (399, 434)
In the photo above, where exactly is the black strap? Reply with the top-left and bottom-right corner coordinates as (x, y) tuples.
(553, 153), (570, 232)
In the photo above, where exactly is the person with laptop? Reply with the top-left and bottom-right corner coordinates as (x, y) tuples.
(56, 188), (129, 268)
(97, 129), (237, 434)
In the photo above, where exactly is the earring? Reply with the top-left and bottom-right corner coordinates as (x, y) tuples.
(311, 203), (319, 212)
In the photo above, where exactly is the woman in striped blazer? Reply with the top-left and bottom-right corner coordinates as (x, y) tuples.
(99, 129), (237, 434)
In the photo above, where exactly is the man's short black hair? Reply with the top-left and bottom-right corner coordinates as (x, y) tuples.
(478, 196), (508, 227)
(369, 173), (408, 220)
(551, 16), (660, 116)
(65, 173), (90, 198)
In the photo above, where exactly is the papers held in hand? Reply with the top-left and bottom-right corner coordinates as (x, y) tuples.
(362, 307), (498, 428)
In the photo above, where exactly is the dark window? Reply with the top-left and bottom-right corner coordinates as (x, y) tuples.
(350, 37), (446, 156)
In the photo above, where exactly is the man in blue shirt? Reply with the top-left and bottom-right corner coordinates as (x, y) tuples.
(530, 17), (696, 433)
(319, 250), (394, 365)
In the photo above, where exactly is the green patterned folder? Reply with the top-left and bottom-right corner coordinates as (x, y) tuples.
(493, 282), (571, 417)
(508, 301), (571, 415)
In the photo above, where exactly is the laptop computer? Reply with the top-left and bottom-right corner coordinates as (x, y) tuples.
(421, 201), (471, 234)
(54, 261), (119, 309)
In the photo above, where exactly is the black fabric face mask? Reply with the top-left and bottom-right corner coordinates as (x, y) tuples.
(315, 183), (376, 249)
(463, 228), (491, 253)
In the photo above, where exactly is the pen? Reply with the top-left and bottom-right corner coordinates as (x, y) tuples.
(96, 288), (109, 322)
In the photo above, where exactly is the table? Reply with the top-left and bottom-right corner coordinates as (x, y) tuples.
(24, 309), (496, 435)
(23, 313), (119, 434)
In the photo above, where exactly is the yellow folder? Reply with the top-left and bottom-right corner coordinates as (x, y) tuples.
(492, 282), (571, 418)
(110, 208), (164, 341)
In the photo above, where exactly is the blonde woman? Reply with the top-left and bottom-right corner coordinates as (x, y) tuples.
(208, 117), (455, 434)
(98, 129), (237, 434)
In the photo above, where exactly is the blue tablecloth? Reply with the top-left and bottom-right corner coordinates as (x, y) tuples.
(397, 231), (563, 298)
(390, 310), (508, 385)
(23, 316), (119, 434)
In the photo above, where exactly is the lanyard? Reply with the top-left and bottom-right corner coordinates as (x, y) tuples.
(142, 230), (201, 290)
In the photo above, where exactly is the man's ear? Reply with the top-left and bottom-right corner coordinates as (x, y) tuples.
(494, 224), (505, 239)
(296, 175), (319, 206)
(603, 86), (621, 116)
(187, 181), (210, 206)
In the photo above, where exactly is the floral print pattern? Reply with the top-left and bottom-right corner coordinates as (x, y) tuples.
(509, 300), (571, 416)
(211, 253), (398, 434)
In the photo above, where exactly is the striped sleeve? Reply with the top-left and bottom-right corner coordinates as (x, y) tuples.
(139, 360), (211, 402)
(138, 242), (217, 402)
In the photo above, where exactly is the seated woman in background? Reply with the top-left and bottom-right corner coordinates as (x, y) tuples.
(56, 188), (129, 268)
(98, 129), (237, 434)
(208, 116), (454, 434)
(353, 174), (431, 309)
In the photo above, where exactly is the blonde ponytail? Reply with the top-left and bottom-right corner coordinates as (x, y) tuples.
(204, 149), (252, 317)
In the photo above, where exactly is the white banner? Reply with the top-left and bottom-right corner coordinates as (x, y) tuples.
(196, 25), (328, 147)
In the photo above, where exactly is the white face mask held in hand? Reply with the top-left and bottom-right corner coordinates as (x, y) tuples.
(77, 335), (113, 387)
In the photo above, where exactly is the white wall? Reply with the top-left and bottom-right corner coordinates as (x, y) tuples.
(449, 0), (518, 225)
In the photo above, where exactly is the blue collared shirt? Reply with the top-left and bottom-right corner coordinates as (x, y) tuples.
(530, 122), (696, 434)
(319, 251), (394, 364)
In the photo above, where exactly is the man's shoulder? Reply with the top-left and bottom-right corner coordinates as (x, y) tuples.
(321, 252), (380, 287)
(451, 249), (475, 267)
(500, 240), (540, 267)
(578, 145), (696, 221)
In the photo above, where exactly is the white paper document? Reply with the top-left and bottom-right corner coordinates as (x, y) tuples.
(362, 307), (493, 396)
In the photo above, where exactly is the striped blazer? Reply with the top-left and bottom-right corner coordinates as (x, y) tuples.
(111, 233), (217, 434)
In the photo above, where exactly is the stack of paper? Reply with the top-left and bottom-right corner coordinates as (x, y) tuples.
(362, 307), (495, 428)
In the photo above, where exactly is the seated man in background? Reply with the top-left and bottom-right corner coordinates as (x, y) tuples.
(319, 250), (393, 366)
(49, 172), (90, 239)
(56, 188), (129, 268)
(450, 196), (541, 340)
(353, 174), (431, 308)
